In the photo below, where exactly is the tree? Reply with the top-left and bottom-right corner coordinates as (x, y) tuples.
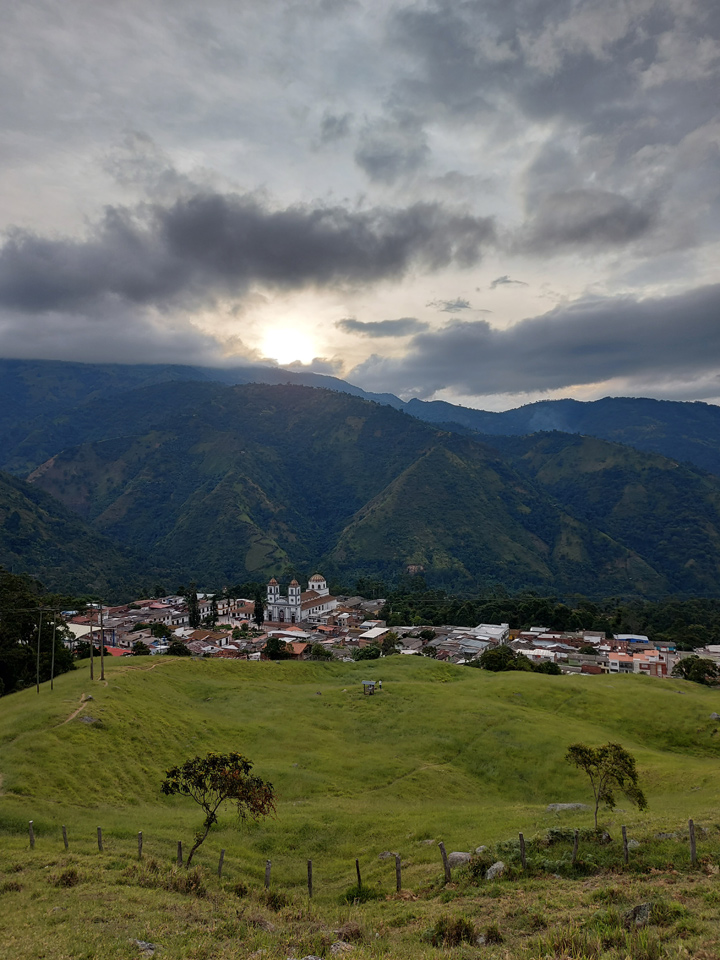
(309, 642), (332, 660)
(672, 655), (720, 686)
(264, 636), (290, 660)
(150, 622), (173, 640)
(566, 742), (648, 828)
(131, 640), (151, 656)
(186, 585), (201, 629)
(161, 752), (275, 866)
(381, 631), (399, 656)
(203, 595), (219, 629)
(253, 593), (265, 628)
(166, 639), (191, 656)
(353, 644), (381, 660)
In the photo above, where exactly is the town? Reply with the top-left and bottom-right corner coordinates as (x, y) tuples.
(63, 574), (718, 678)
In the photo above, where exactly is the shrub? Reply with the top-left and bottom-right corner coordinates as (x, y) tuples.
(427, 915), (476, 947)
(52, 868), (81, 888)
(0, 881), (22, 893)
(484, 922), (503, 944)
(339, 884), (381, 904)
(232, 880), (248, 898)
(260, 889), (289, 912)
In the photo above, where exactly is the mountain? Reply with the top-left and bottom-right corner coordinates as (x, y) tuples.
(0, 470), (157, 599)
(487, 431), (720, 596)
(19, 380), (720, 597)
(404, 396), (720, 477)
(3, 358), (720, 478)
(0, 357), (402, 473)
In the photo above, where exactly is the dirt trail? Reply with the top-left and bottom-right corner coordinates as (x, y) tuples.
(61, 694), (92, 725)
(59, 659), (172, 724)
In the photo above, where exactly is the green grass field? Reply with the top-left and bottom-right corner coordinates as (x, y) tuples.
(2, 656), (720, 958)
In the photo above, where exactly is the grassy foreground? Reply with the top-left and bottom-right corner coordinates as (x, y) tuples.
(1, 656), (720, 958)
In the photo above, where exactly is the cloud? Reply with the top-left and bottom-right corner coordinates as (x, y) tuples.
(354, 113), (429, 184)
(320, 111), (353, 143)
(0, 192), (495, 314)
(520, 189), (655, 250)
(336, 317), (428, 338)
(349, 283), (720, 398)
(283, 356), (344, 375)
(489, 276), (527, 289)
(427, 297), (472, 312)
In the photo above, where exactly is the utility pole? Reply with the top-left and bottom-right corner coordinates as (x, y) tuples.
(36, 611), (43, 694)
(89, 608), (94, 681)
(100, 603), (105, 681)
(50, 613), (57, 691)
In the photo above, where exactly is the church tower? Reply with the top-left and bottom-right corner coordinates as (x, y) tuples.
(288, 579), (302, 623)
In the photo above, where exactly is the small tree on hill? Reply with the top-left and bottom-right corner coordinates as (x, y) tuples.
(566, 742), (647, 828)
(264, 636), (290, 660)
(161, 752), (275, 866)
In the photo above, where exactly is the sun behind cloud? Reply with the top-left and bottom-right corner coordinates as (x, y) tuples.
(260, 326), (318, 366)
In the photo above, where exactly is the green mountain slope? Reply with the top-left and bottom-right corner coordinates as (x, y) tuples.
(22, 381), (720, 596)
(490, 432), (720, 595)
(0, 470), (155, 599)
(405, 395), (720, 477)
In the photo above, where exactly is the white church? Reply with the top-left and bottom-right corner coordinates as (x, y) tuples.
(265, 574), (338, 624)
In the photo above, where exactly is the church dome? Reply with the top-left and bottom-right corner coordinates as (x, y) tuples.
(289, 579), (299, 586)
(268, 578), (278, 585)
(309, 573), (324, 581)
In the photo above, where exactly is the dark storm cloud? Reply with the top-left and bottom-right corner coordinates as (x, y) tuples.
(427, 297), (472, 311)
(336, 317), (428, 337)
(521, 189), (655, 250)
(0, 192), (495, 313)
(350, 283), (720, 397)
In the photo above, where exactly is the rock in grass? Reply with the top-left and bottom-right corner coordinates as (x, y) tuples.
(624, 903), (652, 927)
(330, 943), (354, 955)
(711, 713), (720, 720)
(475, 845), (487, 854)
(546, 803), (591, 812)
(378, 851), (396, 860)
(627, 839), (640, 849)
(129, 940), (157, 956)
(485, 861), (505, 880)
(447, 852), (472, 868)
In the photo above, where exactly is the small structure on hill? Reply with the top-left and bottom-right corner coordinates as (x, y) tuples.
(362, 679), (379, 695)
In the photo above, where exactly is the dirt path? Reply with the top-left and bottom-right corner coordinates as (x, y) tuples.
(61, 694), (92, 725)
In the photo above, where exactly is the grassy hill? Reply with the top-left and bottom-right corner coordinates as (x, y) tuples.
(2, 657), (720, 958)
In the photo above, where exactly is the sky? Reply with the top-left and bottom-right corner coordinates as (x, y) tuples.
(1, 0), (719, 411)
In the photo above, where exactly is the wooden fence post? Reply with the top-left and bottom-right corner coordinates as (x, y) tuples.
(395, 854), (402, 892)
(138, 832), (143, 860)
(689, 819), (697, 866)
(621, 825), (629, 865)
(29, 821), (35, 850)
(218, 849), (225, 878)
(355, 858), (362, 889)
(177, 841), (183, 866)
(265, 860), (272, 889)
(519, 833), (527, 869)
(97, 826), (103, 852)
(572, 830), (579, 864)
(438, 841), (451, 883)
(307, 859), (313, 898)
(62, 825), (69, 851)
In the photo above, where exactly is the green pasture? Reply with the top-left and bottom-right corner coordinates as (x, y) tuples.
(2, 656), (720, 958)
(1, 656), (719, 888)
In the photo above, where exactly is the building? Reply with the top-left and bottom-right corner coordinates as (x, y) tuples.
(265, 574), (338, 624)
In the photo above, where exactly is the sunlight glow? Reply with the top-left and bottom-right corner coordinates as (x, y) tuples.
(260, 326), (318, 365)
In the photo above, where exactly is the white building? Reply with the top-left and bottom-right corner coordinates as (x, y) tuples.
(265, 574), (338, 624)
